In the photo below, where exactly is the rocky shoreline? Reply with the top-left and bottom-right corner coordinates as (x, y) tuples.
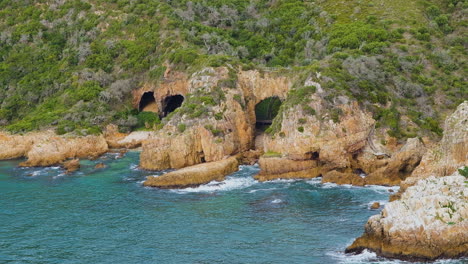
(0, 68), (466, 261)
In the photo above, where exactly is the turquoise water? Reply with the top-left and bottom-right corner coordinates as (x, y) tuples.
(0, 152), (466, 264)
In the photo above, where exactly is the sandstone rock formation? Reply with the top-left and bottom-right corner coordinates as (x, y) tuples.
(364, 138), (426, 185)
(346, 172), (468, 260)
(403, 101), (468, 188)
(63, 159), (80, 173)
(0, 130), (108, 167)
(143, 156), (239, 188)
(139, 68), (254, 171)
(104, 124), (153, 149)
(321, 170), (365, 186)
(95, 163), (106, 169)
(255, 157), (322, 181)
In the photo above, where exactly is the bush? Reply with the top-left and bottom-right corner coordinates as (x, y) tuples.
(297, 126), (304, 133)
(178, 123), (186, 133)
(137, 111), (160, 129)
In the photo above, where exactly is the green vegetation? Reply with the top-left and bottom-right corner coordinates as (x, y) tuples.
(0, 0), (466, 138)
(263, 151), (282, 158)
(459, 166), (468, 179)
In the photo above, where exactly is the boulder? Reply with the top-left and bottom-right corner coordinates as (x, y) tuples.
(321, 170), (365, 186)
(370, 202), (380, 210)
(63, 159), (80, 173)
(143, 156), (239, 189)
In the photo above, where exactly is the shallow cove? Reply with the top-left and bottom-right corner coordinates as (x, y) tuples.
(0, 152), (465, 264)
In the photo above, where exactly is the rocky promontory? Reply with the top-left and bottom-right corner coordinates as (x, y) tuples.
(347, 101), (468, 260)
(346, 172), (468, 260)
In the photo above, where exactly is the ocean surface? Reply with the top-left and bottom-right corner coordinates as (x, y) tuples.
(1, 151), (466, 264)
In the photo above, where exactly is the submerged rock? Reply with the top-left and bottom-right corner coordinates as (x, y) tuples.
(370, 202), (380, 210)
(346, 172), (468, 260)
(143, 156), (239, 189)
(95, 163), (106, 169)
(63, 159), (80, 173)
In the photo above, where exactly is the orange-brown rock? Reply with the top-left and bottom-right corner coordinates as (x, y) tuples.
(63, 159), (80, 173)
(95, 163), (106, 169)
(403, 101), (468, 189)
(370, 202), (380, 209)
(140, 68), (254, 170)
(241, 149), (263, 165)
(364, 138), (426, 186)
(0, 131), (51, 160)
(143, 156), (239, 188)
(321, 170), (365, 186)
(104, 124), (153, 149)
(255, 157), (322, 181)
(18, 134), (108, 167)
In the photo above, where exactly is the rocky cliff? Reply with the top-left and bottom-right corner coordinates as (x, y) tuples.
(347, 101), (468, 260)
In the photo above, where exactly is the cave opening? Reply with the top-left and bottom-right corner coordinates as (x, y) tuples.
(139, 92), (157, 112)
(162, 94), (184, 117)
(255, 96), (282, 131)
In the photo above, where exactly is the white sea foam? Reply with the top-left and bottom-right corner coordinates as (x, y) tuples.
(271, 199), (282, 204)
(248, 187), (279, 193)
(31, 171), (42, 177)
(364, 185), (400, 194)
(130, 164), (139, 171)
(327, 249), (402, 264)
(172, 176), (257, 193)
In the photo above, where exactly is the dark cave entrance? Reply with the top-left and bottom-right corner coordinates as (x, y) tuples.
(139, 92), (157, 112)
(255, 96), (282, 131)
(162, 94), (184, 117)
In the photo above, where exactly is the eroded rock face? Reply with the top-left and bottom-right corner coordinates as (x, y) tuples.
(143, 156), (239, 188)
(259, 101), (375, 180)
(0, 131), (108, 167)
(346, 172), (468, 260)
(139, 68), (254, 171)
(404, 101), (468, 188)
(322, 170), (365, 186)
(255, 157), (322, 181)
(364, 138), (426, 186)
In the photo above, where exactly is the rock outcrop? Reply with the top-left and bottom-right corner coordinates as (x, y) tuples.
(255, 157), (322, 181)
(63, 159), (80, 173)
(140, 68), (254, 171)
(363, 138), (426, 185)
(322, 170), (365, 186)
(143, 156), (239, 188)
(403, 101), (468, 188)
(104, 124), (153, 149)
(346, 172), (468, 260)
(0, 131), (108, 167)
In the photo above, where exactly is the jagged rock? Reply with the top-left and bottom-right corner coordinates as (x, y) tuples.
(63, 159), (80, 173)
(241, 149), (262, 165)
(403, 101), (468, 189)
(95, 163), (106, 169)
(346, 172), (468, 260)
(143, 156), (239, 189)
(140, 68), (254, 170)
(15, 133), (108, 167)
(364, 138), (426, 185)
(321, 170), (365, 186)
(370, 202), (380, 210)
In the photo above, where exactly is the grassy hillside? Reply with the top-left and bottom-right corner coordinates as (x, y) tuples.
(0, 0), (466, 138)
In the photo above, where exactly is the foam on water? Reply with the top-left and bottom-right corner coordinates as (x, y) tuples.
(327, 249), (403, 264)
(271, 199), (282, 204)
(172, 176), (258, 194)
